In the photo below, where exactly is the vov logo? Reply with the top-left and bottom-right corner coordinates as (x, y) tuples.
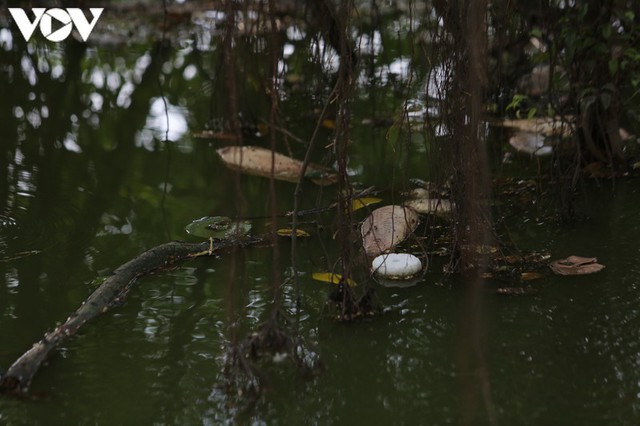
(8, 8), (104, 42)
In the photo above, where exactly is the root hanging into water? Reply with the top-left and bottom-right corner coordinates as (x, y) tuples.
(217, 308), (322, 404)
(326, 281), (377, 321)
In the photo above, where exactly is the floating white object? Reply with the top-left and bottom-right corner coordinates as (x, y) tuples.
(371, 253), (423, 280)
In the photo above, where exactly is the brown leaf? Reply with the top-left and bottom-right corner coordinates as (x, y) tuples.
(520, 272), (545, 281)
(216, 146), (336, 185)
(276, 228), (310, 237)
(322, 119), (336, 129)
(549, 255), (605, 276)
(360, 205), (420, 257)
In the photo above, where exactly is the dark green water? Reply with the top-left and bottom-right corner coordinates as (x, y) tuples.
(2, 4), (640, 425)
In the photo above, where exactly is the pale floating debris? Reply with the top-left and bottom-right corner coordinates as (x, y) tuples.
(549, 255), (605, 276)
(216, 145), (336, 185)
(360, 205), (420, 257)
(403, 198), (453, 216)
(495, 287), (538, 296)
(495, 116), (574, 137)
(619, 127), (635, 142)
(403, 187), (430, 199)
(371, 253), (423, 280)
(509, 132), (552, 156)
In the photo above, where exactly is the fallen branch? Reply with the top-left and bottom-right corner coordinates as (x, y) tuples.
(0, 236), (261, 395)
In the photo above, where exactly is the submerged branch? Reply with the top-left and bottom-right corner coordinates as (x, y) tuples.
(0, 236), (261, 395)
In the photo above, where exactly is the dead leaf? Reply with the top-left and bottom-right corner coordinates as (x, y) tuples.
(322, 119), (336, 129)
(360, 205), (420, 257)
(216, 146), (336, 185)
(549, 255), (605, 275)
(403, 198), (453, 216)
(276, 228), (310, 237)
(520, 272), (545, 281)
(351, 197), (383, 212)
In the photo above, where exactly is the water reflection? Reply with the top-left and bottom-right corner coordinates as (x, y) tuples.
(1, 3), (640, 426)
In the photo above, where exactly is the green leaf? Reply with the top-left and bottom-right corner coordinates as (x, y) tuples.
(185, 216), (252, 239)
(506, 94), (528, 112)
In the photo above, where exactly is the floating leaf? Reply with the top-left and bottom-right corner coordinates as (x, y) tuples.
(403, 198), (453, 216)
(351, 197), (383, 212)
(520, 272), (545, 281)
(322, 119), (336, 129)
(549, 255), (605, 275)
(360, 205), (420, 257)
(276, 228), (310, 237)
(475, 245), (498, 255)
(216, 146), (336, 185)
(185, 216), (251, 239)
(312, 272), (357, 287)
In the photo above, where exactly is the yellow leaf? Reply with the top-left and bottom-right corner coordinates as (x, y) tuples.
(276, 228), (310, 237)
(322, 119), (336, 129)
(311, 272), (357, 287)
(351, 197), (383, 212)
